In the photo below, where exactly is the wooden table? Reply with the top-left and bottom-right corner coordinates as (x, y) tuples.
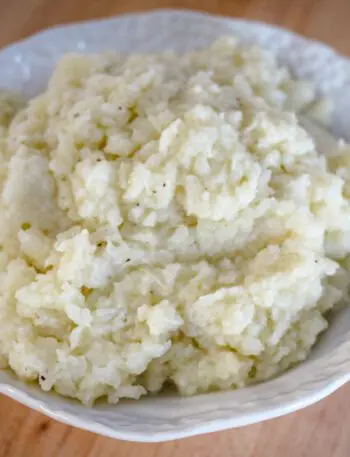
(0, 1), (350, 456)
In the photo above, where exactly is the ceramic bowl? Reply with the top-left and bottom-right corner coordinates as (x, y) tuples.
(0, 9), (349, 442)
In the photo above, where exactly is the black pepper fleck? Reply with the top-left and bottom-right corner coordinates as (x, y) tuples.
(126, 258), (131, 262)
(40, 375), (46, 381)
(21, 222), (31, 231)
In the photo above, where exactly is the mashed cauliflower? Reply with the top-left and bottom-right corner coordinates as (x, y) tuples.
(0, 37), (349, 405)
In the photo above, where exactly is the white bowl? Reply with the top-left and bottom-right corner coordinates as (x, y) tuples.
(0, 9), (349, 442)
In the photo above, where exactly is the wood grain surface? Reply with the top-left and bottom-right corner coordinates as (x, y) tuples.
(0, 1), (350, 456)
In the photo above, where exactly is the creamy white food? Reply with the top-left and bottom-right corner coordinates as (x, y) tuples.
(0, 38), (349, 405)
